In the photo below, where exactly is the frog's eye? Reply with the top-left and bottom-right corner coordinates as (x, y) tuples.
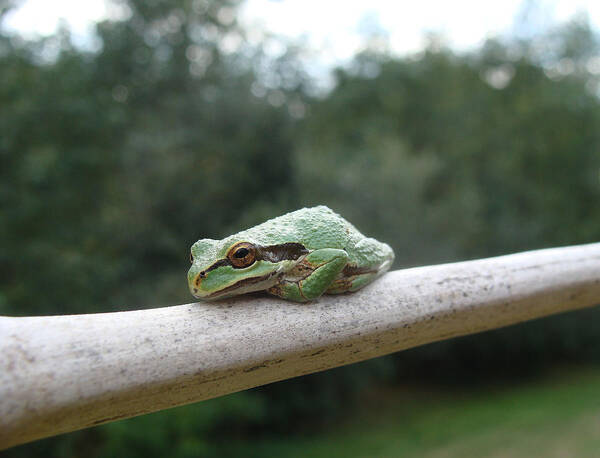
(190, 252), (194, 264)
(227, 242), (257, 268)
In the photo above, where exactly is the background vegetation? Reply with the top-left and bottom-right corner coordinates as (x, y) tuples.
(2, 0), (600, 456)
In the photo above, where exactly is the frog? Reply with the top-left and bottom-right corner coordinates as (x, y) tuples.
(188, 205), (394, 302)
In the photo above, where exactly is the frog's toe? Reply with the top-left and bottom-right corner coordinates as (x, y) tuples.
(268, 281), (309, 302)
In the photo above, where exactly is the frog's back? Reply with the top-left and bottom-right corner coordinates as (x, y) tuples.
(233, 206), (358, 249)
(231, 206), (394, 270)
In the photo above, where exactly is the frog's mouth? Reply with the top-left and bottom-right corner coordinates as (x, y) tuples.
(205, 270), (282, 299)
(190, 242), (309, 300)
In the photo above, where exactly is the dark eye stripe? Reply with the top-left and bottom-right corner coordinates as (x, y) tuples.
(203, 258), (231, 273)
(201, 242), (309, 274)
(257, 242), (309, 262)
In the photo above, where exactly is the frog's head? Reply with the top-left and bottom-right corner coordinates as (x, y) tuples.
(188, 239), (308, 300)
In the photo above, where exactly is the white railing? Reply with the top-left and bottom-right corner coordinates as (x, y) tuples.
(1, 242), (599, 449)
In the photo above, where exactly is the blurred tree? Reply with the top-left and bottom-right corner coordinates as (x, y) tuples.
(0, 0), (300, 315)
(297, 23), (600, 263)
(0, 30), (127, 315)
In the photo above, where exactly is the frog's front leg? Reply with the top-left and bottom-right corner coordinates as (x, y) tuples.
(326, 237), (394, 294)
(268, 249), (349, 302)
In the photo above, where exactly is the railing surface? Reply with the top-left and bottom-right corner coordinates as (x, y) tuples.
(1, 242), (600, 449)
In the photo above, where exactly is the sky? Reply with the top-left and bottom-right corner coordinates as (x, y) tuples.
(3, 0), (600, 64)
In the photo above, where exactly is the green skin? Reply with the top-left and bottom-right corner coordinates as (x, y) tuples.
(188, 206), (394, 302)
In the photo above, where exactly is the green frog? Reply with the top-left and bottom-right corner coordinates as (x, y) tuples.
(188, 206), (394, 302)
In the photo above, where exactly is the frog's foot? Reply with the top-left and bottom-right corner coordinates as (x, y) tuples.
(326, 258), (393, 294)
(326, 271), (377, 294)
(268, 248), (349, 302)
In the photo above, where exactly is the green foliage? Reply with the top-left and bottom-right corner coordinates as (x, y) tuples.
(2, 1), (600, 456)
(217, 367), (600, 457)
(0, 0), (297, 315)
(99, 391), (267, 457)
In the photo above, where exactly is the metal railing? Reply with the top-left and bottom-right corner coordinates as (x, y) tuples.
(1, 242), (599, 449)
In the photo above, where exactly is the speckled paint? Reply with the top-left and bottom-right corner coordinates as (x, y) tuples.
(2, 243), (600, 448)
